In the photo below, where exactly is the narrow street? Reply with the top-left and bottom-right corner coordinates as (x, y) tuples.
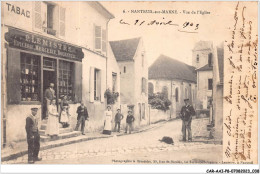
(4, 118), (222, 164)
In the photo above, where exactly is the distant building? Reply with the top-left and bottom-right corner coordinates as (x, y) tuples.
(192, 41), (214, 110)
(110, 37), (148, 126)
(148, 55), (197, 118)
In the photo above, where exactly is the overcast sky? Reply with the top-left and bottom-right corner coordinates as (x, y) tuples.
(101, 1), (237, 66)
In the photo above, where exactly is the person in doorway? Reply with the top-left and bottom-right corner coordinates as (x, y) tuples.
(103, 105), (113, 135)
(60, 95), (70, 128)
(43, 83), (56, 119)
(125, 110), (135, 134)
(75, 102), (89, 135)
(180, 98), (196, 142)
(114, 109), (124, 132)
(25, 107), (42, 164)
(45, 99), (59, 138)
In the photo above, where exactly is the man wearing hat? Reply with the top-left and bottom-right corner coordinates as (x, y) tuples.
(180, 98), (195, 142)
(43, 83), (56, 119)
(114, 109), (124, 132)
(75, 102), (89, 135)
(25, 108), (42, 164)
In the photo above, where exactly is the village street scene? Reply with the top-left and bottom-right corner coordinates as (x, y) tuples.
(1, 1), (224, 164)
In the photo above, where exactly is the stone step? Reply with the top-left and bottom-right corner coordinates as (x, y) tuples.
(40, 131), (82, 142)
(39, 127), (72, 136)
(41, 123), (64, 130)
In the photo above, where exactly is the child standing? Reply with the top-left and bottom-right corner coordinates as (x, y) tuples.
(125, 110), (135, 134)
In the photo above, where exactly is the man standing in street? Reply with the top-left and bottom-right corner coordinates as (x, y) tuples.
(125, 110), (135, 134)
(75, 102), (89, 135)
(180, 98), (196, 142)
(25, 108), (42, 164)
(114, 109), (124, 132)
(44, 83), (56, 119)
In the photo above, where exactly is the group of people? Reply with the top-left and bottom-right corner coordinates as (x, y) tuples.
(102, 105), (135, 135)
(44, 83), (71, 138)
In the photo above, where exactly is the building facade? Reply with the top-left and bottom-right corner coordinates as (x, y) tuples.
(148, 55), (197, 119)
(1, 1), (119, 146)
(192, 41), (214, 110)
(110, 37), (148, 127)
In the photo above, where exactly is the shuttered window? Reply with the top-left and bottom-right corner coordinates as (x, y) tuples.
(95, 26), (102, 52)
(102, 29), (106, 52)
(59, 7), (66, 37)
(34, 1), (42, 31)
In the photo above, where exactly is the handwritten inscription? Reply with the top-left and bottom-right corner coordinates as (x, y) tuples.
(119, 18), (199, 33)
(224, 2), (258, 163)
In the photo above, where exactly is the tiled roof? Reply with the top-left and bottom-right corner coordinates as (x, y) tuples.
(149, 55), (197, 83)
(196, 64), (213, 71)
(109, 37), (141, 61)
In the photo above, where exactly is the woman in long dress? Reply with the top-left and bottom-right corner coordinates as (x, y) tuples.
(103, 105), (112, 135)
(45, 99), (59, 137)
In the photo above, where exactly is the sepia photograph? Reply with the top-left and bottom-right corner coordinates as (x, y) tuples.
(0, 0), (258, 170)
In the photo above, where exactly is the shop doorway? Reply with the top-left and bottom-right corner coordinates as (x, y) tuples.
(42, 57), (57, 119)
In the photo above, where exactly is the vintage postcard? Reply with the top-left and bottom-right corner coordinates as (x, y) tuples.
(1, 0), (259, 170)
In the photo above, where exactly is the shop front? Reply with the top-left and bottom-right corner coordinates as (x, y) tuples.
(4, 27), (84, 143)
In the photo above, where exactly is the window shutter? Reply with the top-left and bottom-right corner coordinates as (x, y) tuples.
(74, 62), (82, 103)
(59, 7), (65, 37)
(89, 67), (94, 102)
(33, 1), (42, 32)
(102, 29), (106, 52)
(95, 26), (101, 51)
(7, 49), (21, 104)
(100, 70), (105, 102)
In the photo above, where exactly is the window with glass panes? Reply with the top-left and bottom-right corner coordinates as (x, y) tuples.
(20, 52), (41, 101)
(59, 60), (73, 101)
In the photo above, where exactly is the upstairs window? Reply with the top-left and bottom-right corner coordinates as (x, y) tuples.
(208, 53), (213, 67)
(208, 79), (213, 90)
(95, 25), (106, 54)
(196, 54), (199, 63)
(142, 78), (147, 93)
(123, 66), (126, 73)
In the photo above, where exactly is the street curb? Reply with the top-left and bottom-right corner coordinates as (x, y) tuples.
(1, 121), (167, 162)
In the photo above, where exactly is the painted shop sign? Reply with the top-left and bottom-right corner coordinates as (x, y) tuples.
(5, 28), (84, 61)
(5, 3), (30, 18)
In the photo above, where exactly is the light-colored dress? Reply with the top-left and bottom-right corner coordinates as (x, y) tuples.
(103, 110), (112, 134)
(60, 106), (69, 123)
(45, 104), (59, 136)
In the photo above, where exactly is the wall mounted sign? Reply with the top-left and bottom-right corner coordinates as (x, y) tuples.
(5, 28), (84, 61)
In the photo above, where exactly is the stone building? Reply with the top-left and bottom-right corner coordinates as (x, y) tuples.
(192, 41), (214, 110)
(1, 1), (119, 146)
(109, 37), (148, 127)
(148, 55), (197, 119)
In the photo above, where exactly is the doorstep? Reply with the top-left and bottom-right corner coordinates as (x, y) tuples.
(1, 121), (166, 162)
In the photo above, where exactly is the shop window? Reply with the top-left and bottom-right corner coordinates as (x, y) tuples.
(112, 73), (117, 92)
(59, 60), (73, 101)
(20, 52), (41, 101)
(94, 68), (101, 101)
(208, 79), (213, 90)
(95, 25), (107, 54)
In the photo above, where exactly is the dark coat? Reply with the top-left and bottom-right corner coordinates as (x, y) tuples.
(77, 106), (89, 120)
(44, 88), (55, 100)
(180, 105), (195, 121)
(126, 115), (135, 124)
(25, 115), (38, 139)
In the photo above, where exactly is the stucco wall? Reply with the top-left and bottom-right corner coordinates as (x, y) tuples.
(197, 70), (213, 109)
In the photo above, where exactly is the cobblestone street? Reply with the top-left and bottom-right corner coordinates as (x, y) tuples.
(3, 118), (222, 164)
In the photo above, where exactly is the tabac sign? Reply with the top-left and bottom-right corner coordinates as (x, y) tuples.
(5, 28), (84, 61)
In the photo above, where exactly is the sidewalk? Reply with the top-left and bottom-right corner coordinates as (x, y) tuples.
(1, 120), (167, 162)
